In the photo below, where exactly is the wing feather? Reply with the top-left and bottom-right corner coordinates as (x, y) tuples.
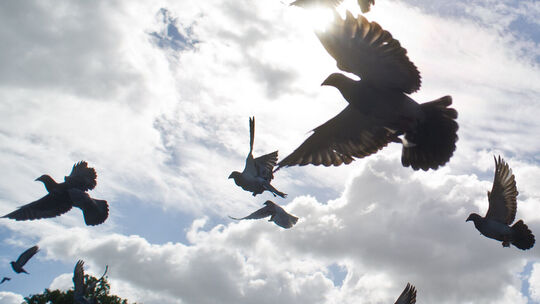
(229, 204), (274, 221)
(3, 193), (73, 221)
(15, 245), (39, 267)
(277, 105), (392, 170)
(65, 161), (97, 191)
(486, 156), (518, 224)
(316, 11), (421, 93)
(395, 283), (417, 304)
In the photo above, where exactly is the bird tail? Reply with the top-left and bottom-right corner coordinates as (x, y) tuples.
(248, 116), (256, 155)
(401, 96), (458, 170)
(82, 199), (109, 226)
(511, 220), (535, 250)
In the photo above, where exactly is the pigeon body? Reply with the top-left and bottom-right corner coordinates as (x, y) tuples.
(395, 283), (416, 304)
(10, 245), (39, 274)
(466, 156), (535, 250)
(229, 200), (298, 229)
(0, 277), (11, 284)
(229, 117), (287, 198)
(277, 12), (458, 171)
(3, 161), (109, 226)
(291, 0), (375, 13)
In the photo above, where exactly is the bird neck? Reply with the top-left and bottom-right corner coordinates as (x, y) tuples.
(40, 175), (59, 192)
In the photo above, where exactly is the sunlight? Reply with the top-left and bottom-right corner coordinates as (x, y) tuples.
(298, 6), (335, 32)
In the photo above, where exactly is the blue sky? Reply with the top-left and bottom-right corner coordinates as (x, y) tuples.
(0, 0), (540, 303)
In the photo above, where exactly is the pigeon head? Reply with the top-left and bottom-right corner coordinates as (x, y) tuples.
(466, 213), (482, 223)
(263, 200), (274, 206)
(35, 174), (53, 183)
(228, 171), (241, 180)
(321, 73), (354, 89)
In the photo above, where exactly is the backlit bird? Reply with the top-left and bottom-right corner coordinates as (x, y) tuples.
(229, 117), (287, 198)
(229, 200), (298, 229)
(277, 12), (458, 171)
(2, 161), (109, 226)
(466, 156), (535, 250)
(73, 260), (96, 304)
(0, 277), (11, 284)
(291, 0), (376, 13)
(10, 245), (39, 274)
(395, 283), (417, 304)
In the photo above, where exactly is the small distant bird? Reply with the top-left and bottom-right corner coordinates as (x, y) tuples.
(10, 245), (39, 274)
(291, 0), (375, 13)
(2, 161), (109, 226)
(395, 283), (416, 304)
(277, 12), (458, 171)
(0, 277), (11, 284)
(229, 200), (298, 229)
(74, 260), (96, 304)
(229, 117), (287, 198)
(467, 156), (535, 250)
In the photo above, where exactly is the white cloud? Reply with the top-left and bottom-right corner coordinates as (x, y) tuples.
(0, 292), (24, 304)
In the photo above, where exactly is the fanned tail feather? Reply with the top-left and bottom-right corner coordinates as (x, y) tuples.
(511, 220), (535, 250)
(401, 96), (458, 171)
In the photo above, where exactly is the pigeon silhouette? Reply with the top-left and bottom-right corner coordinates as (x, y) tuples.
(229, 117), (287, 198)
(395, 283), (416, 304)
(0, 277), (10, 284)
(291, 0), (375, 13)
(467, 156), (535, 250)
(229, 200), (298, 229)
(277, 12), (458, 171)
(2, 161), (109, 226)
(10, 245), (39, 274)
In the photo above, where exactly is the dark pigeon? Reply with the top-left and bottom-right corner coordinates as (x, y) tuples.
(277, 12), (458, 171)
(2, 161), (109, 226)
(73, 260), (107, 304)
(229, 117), (287, 198)
(10, 245), (39, 274)
(467, 156), (535, 250)
(74, 260), (95, 304)
(395, 283), (417, 304)
(291, 0), (375, 13)
(229, 200), (298, 229)
(0, 277), (11, 284)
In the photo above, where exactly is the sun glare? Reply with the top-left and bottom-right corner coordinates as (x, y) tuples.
(300, 6), (335, 32)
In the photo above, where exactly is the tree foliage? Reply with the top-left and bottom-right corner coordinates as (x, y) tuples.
(23, 273), (132, 304)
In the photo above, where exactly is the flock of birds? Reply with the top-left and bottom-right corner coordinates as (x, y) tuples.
(0, 0), (535, 303)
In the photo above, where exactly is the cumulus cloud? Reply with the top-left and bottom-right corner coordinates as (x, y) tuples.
(31, 155), (540, 303)
(0, 292), (24, 304)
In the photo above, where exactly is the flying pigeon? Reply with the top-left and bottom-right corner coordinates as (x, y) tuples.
(2, 161), (109, 226)
(466, 156), (535, 250)
(0, 277), (11, 284)
(74, 260), (97, 304)
(276, 12), (458, 171)
(395, 283), (417, 304)
(291, 0), (375, 13)
(10, 245), (39, 274)
(229, 117), (287, 198)
(229, 200), (298, 229)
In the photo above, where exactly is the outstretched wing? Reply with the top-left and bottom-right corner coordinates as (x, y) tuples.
(316, 11), (421, 93)
(486, 156), (518, 225)
(276, 105), (393, 170)
(73, 260), (85, 296)
(273, 205), (299, 229)
(395, 283), (417, 304)
(68, 189), (109, 226)
(254, 151), (278, 181)
(15, 245), (39, 267)
(65, 161), (97, 191)
(3, 193), (73, 221)
(229, 204), (274, 221)
(290, 0), (343, 8)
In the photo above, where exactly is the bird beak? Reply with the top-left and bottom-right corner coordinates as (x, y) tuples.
(321, 79), (330, 86)
(34, 177), (40, 181)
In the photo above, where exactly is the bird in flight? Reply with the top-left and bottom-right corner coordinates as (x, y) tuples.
(3, 161), (109, 226)
(229, 200), (298, 229)
(466, 156), (535, 250)
(73, 260), (98, 304)
(229, 117), (287, 198)
(0, 277), (11, 284)
(10, 245), (39, 274)
(394, 283), (417, 304)
(277, 12), (458, 171)
(291, 0), (376, 13)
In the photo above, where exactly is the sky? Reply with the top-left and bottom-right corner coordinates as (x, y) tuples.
(0, 0), (539, 303)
